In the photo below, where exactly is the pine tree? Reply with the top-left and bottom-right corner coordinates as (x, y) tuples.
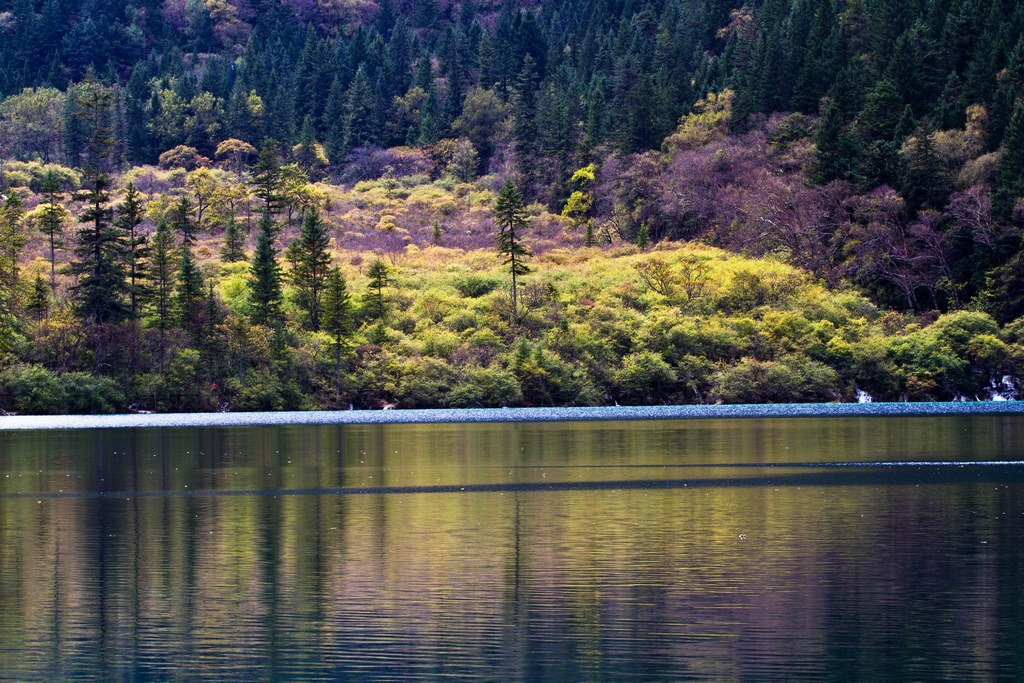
(221, 218), (246, 262)
(814, 98), (859, 184)
(249, 211), (283, 325)
(901, 125), (949, 213)
(175, 244), (205, 331)
(66, 79), (130, 326)
(494, 180), (532, 322)
(343, 65), (376, 153)
(995, 102), (1024, 221)
(322, 77), (347, 163)
(635, 222), (650, 249)
(149, 219), (176, 356)
(168, 196), (197, 246)
(322, 266), (354, 403)
(0, 193), (27, 304)
(295, 115), (321, 177)
(37, 170), (67, 289)
(286, 207), (332, 331)
(25, 272), (50, 321)
(251, 139), (284, 215)
(511, 56), (540, 193)
(364, 258), (390, 320)
(117, 183), (148, 319)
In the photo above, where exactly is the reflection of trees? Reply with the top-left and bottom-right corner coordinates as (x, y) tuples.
(0, 421), (1022, 679)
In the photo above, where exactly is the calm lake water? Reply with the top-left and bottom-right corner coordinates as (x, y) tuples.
(1, 410), (1023, 680)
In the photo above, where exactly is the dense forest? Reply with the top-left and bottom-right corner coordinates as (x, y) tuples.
(0, 0), (1023, 413)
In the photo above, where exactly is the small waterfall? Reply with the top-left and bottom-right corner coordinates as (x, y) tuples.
(856, 389), (873, 403)
(984, 375), (1018, 401)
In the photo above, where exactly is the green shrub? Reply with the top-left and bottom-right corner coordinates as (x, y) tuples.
(448, 365), (522, 407)
(395, 357), (457, 407)
(711, 355), (840, 403)
(454, 274), (501, 298)
(0, 364), (67, 414)
(614, 351), (677, 405)
(59, 372), (125, 414)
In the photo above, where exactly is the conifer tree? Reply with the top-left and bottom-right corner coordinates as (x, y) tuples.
(0, 193), (27, 300)
(814, 98), (858, 183)
(149, 219), (176, 355)
(66, 79), (130, 326)
(995, 103), (1024, 221)
(494, 180), (532, 322)
(511, 56), (540, 193)
(25, 272), (49, 321)
(322, 266), (354, 403)
(37, 171), (67, 289)
(117, 183), (148, 319)
(221, 218), (246, 262)
(251, 139), (284, 215)
(168, 196), (197, 246)
(343, 65), (376, 153)
(249, 211), (283, 325)
(286, 207), (332, 331)
(175, 244), (205, 331)
(364, 257), (390, 320)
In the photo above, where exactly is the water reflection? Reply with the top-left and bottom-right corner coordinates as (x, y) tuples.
(1, 417), (1023, 680)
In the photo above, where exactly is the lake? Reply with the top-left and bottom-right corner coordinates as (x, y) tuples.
(1, 407), (1023, 680)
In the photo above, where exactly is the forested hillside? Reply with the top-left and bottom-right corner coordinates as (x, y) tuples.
(0, 0), (1023, 412)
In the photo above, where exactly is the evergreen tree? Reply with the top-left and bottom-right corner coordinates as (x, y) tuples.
(322, 77), (348, 163)
(995, 103), (1024, 222)
(169, 196), (197, 246)
(249, 211), (283, 325)
(494, 180), (532, 322)
(66, 79), (131, 326)
(149, 219), (176, 355)
(511, 56), (540, 194)
(295, 115), (322, 177)
(286, 207), (332, 331)
(0, 193), (27, 304)
(343, 65), (376, 153)
(901, 125), (949, 213)
(25, 272), (50, 321)
(175, 244), (205, 331)
(364, 257), (390, 320)
(221, 218), (246, 263)
(635, 222), (650, 249)
(37, 171), (67, 289)
(251, 139), (284, 215)
(322, 266), (354, 403)
(116, 183), (148, 319)
(814, 98), (858, 184)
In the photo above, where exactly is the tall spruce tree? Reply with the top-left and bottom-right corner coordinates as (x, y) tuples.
(494, 180), (532, 323)
(149, 219), (176, 357)
(363, 257), (390, 320)
(286, 207), (332, 331)
(251, 139), (284, 215)
(66, 79), (131, 326)
(322, 266), (354, 403)
(995, 103), (1024, 221)
(0, 193), (27, 311)
(249, 211), (283, 325)
(343, 65), (376, 153)
(37, 171), (67, 289)
(169, 196), (197, 246)
(221, 218), (246, 263)
(116, 183), (148, 319)
(175, 244), (205, 332)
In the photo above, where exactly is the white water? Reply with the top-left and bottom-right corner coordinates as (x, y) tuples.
(985, 375), (1018, 402)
